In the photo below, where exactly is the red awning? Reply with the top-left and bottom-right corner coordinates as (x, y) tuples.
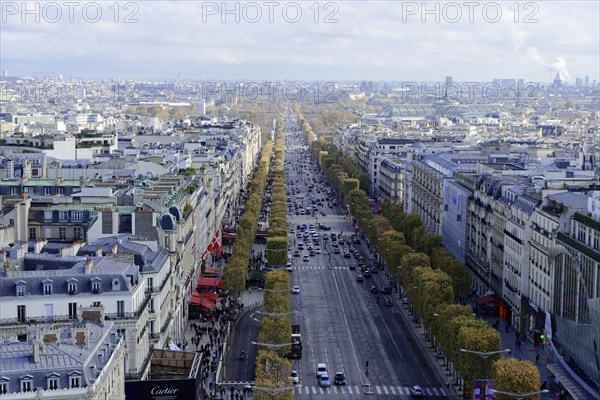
(189, 293), (203, 305)
(475, 294), (499, 307)
(200, 298), (215, 311)
(203, 267), (222, 277)
(197, 277), (222, 288)
(196, 292), (219, 301)
(223, 232), (237, 240)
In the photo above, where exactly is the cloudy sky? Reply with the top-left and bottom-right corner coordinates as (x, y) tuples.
(0, 1), (598, 82)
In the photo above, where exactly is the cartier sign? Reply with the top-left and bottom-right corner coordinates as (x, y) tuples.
(151, 386), (179, 395)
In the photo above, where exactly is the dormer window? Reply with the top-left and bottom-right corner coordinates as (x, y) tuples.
(20, 375), (33, 392)
(91, 277), (102, 294)
(16, 281), (26, 297)
(0, 377), (9, 395)
(58, 211), (68, 221)
(46, 373), (60, 390)
(67, 278), (78, 295)
(42, 279), (53, 296)
(68, 372), (81, 388)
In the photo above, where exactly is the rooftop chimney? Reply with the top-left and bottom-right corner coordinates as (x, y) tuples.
(32, 338), (42, 363)
(34, 239), (47, 254)
(112, 242), (118, 255)
(85, 258), (93, 274)
(95, 246), (103, 257)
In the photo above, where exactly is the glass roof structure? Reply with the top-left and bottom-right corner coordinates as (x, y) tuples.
(376, 104), (507, 119)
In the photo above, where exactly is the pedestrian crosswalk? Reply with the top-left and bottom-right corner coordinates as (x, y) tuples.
(293, 265), (350, 270)
(293, 385), (448, 397)
(287, 214), (347, 219)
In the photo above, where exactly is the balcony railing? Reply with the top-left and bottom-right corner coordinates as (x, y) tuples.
(0, 314), (75, 326)
(105, 295), (151, 321)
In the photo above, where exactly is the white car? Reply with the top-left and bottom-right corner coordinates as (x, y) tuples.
(286, 263), (293, 271)
(315, 247), (322, 254)
(290, 370), (299, 384)
(291, 286), (300, 294)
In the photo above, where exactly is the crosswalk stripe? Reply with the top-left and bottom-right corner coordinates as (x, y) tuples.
(355, 385), (360, 394)
(390, 386), (396, 395)
(332, 386), (338, 394)
(383, 386), (389, 394)
(376, 386), (382, 394)
(400, 386), (408, 394)
(433, 387), (439, 395)
(348, 386), (353, 394)
(426, 388), (433, 395)
(311, 386), (315, 394)
(319, 387), (324, 394)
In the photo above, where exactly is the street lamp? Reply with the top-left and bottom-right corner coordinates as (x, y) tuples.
(460, 348), (511, 399)
(251, 341), (294, 349)
(490, 389), (549, 399)
(253, 385), (295, 400)
(255, 310), (298, 317)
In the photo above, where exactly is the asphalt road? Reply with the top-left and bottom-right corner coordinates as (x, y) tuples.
(224, 307), (263, 382)
(283, 122), (449, 399)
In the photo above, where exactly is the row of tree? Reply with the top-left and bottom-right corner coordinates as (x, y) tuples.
(300, 115), (542, 398)
(255, 115), (295, 400)
(222, 140), (273, 298)
(266, 116), (288, 267)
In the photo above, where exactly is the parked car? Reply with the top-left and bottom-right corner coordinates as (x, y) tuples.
(291, 286), (300, 294)
(381, 287), (392, 294)
(356, 275), (364, 282)
(383, 298), (393, 307)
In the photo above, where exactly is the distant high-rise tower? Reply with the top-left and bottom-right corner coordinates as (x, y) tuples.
(445, 76), (453, 86)
(1, 70), (7, 77)
(58, 74), (63, 80)
(585, 75), (590, 87)
(576, 78), (583, 87)
(553, 72), (565, 87)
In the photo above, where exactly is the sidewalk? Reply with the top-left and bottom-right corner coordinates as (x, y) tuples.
(181, 288), (264, 399)
(474, 309), (557, 399)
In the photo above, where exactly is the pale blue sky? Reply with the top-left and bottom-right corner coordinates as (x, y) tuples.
(0, 1), (598, 82)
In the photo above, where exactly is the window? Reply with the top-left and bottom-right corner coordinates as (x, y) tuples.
(17, 305), (26, 322)
(117, 328), (126, 339)
(44, 210), (53, 220)
(44, 187), (52, 195)
(67, 280), (78, 294)
(58, 211), (68, 221)
(68, 302), (77, 319)
(57, 187), (64, 195)
(43, 281), (53, 296)
(59, 227), (66, 240)
(29, 227), (36, 240)
(73, 226), (82, 240)
(0, 381), (7, 394)
(47, 376), (59, 390)
(21, 379), (32, 392)
(71, 211), (83, 220)
(10, 187), (19, 195)
(92, 301), (101, 307)
(117, 301), (125, 317)
(16, 282), (26, 297)
(91, 279), (101, 293)
(69, 376), (80, 389)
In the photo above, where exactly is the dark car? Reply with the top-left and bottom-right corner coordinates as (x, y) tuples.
(364, 270), (372, 278)
(370, 267), (379, 274)
(384, 298), (393, 307)
(370, 286), (379, 294)
(356, 275), (364, 282)
(381, 287), (392, 294)
(360, 265), (368, 272)
(333, 372), (347, 385)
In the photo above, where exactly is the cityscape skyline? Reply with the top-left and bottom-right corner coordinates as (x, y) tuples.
(0, 1), (598, 82)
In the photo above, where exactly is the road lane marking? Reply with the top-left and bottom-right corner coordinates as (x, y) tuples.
(319, 387), (324, 394)
(390, 386), (396, 395)
(376, 385), (381, 394)
(433, 387), (439, 395)
(383, 386), (389, 394)
(348, 386), (353, 394)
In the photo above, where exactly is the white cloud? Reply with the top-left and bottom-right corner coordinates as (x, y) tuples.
(1, 1), (597, 81)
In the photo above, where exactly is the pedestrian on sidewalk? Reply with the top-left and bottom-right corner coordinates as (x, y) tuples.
(536, 353), (540, 364)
